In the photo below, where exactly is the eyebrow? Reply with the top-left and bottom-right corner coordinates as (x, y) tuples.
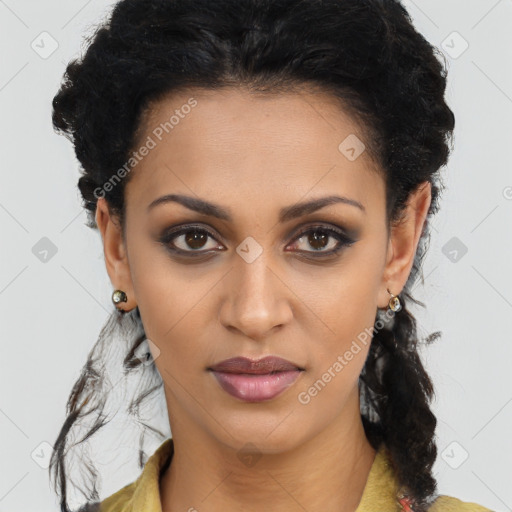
(147, 193), (366, 222)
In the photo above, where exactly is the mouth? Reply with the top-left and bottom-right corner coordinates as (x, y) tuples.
(207, 356), (305, 402)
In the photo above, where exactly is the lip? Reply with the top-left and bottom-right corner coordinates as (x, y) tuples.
(208, 356), (305, 402)
(210, 370), (303, 402)
(208, 356), (305, 374)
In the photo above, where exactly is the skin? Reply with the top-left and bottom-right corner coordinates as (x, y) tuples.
(95, 86), (431, 512)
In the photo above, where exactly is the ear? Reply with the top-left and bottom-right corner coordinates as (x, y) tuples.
(95, 197), (137, 311)
(378, 181), (432, 309)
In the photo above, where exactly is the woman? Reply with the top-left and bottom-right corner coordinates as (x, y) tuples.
(48, 0), (493, 511)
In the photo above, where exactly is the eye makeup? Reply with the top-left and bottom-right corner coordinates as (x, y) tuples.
(156, 220), (360, 261)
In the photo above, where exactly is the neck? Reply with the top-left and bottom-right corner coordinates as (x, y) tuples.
(160, 395), (377, 512)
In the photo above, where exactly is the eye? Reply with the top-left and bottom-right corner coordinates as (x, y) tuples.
(158, 223), (357, 258)
(286, 225), (356, 257)
(159, 224), (224, 256)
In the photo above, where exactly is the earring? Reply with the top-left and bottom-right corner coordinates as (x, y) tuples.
(387, 288), (402, 312)
(112, 289), (127, 310)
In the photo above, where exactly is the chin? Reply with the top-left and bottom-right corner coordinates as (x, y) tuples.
(213, 420), (305, 455)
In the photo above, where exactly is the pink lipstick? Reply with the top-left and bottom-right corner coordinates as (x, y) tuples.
(208, 356), (305, 402)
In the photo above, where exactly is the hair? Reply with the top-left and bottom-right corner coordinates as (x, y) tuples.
(49, 0), (455, 511)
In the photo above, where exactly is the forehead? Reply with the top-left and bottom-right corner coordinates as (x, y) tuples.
(125, 87), (386, 221)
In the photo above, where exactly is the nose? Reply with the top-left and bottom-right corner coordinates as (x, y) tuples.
(218, 254), (293, 341)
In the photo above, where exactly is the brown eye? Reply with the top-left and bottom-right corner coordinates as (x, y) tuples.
(303, 230), (329, 251)
(159, 225), (223, 255)
(159, 223), (357, 260)
(182, 230), (209, 250)
(287, 225), (356, 256)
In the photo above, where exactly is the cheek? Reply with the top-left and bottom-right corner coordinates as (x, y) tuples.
(127, 247), (195, 361)
(301, 257), (382, 342)
(129, 260), (220, 386)
(128, 230), (186, 313)
(296, 314), (373, 415)
(296, 253), (383, 394)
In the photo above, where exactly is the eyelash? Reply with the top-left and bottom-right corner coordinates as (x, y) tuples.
(158, 223), (357, 259)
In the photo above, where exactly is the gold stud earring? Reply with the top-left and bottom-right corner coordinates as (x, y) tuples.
(112, 289), (127, 310)
(387, 288), (402, 312)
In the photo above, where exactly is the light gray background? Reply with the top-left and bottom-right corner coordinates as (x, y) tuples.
(1, 1), (511, 511)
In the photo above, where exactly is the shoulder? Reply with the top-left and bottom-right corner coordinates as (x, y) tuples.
(428, 494), (494, 511)
(95, 438), (174, 512)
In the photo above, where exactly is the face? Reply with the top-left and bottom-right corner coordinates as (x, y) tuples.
(96, 86), (430, 453)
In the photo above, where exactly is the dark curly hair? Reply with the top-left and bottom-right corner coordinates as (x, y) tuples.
(49, 0), (455, 511)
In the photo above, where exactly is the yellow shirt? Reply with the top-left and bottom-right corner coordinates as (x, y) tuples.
(94, 438), (493, 512)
